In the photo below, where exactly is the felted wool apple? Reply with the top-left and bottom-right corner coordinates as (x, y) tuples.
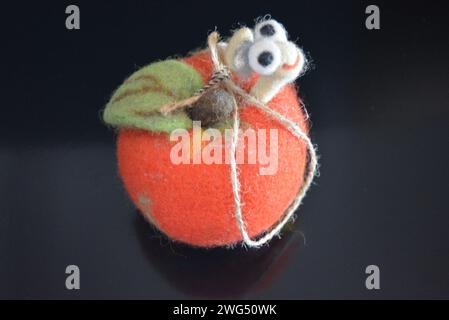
(103, 19), (315, 248)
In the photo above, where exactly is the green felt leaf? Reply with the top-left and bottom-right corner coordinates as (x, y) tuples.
(103, 59), (204, 133)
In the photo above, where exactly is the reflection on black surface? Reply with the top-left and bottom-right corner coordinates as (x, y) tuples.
(134, 213), (304, 298)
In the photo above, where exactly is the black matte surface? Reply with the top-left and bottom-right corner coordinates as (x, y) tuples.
(1, 0), (448, 299)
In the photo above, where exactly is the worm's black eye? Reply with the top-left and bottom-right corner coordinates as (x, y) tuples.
(254, 19), (288, 42)
(248, 39), (281, 75)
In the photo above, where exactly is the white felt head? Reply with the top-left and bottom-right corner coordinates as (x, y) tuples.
(223, 19), (307, 103)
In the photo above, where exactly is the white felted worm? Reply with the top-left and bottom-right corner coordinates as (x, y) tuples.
(224, 19), (306, 103)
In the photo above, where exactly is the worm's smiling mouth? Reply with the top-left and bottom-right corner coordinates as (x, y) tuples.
(282, 53), (301, 70)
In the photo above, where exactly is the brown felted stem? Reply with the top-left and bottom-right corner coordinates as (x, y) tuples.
(187, 88), (234, 127)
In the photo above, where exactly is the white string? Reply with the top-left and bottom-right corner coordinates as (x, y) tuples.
(227, 82), (318, 248)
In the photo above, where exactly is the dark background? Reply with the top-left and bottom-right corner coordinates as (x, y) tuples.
(0, 0), (448, 299)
